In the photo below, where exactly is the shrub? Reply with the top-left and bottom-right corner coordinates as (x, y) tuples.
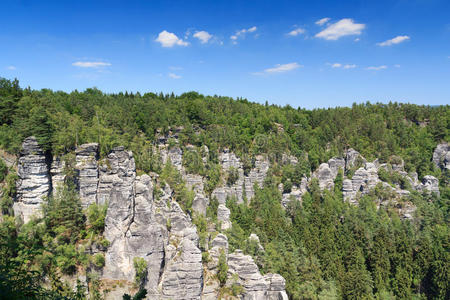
(133, 257), (148, 288)
(92, 253), (105, 268)
(217, 249), (228, 286)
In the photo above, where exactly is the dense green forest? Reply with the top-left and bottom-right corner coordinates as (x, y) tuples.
(0, 77), (449, 299)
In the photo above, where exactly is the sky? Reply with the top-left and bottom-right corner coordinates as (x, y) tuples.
(1, 0), (449, 109)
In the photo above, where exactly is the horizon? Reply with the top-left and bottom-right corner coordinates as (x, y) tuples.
(1, 0), (450, 109)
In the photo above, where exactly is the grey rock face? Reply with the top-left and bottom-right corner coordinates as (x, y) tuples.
(433, 143), (450, 170)
(159, 238), (203, 300)
(50, 156), (65, 193)
(420, 175), (440, 196)
(101, 147), (138, 280)
(218, 204), (232, 230)
(345, 148), (366, 170)
(184, 174), (209, 215)
(228, 249), (288, 299)
(342, 179), (356, 204)
(314, 163), (334, 190)
(75, 143), (99, 207)
(212, 151), (269, 205)
(313, 157), (345, 191)
(14, 137), (50, 223)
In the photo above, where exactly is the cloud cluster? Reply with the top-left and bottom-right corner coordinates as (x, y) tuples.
(231, 26), (257, 43)
(315, 18), (330, 26)
(168, 73), (182, 79)
(155, 30), (189, 47)
(253, 62), (301, 75)
(377, 35), (410, 46)
(287, 28), (305, 36)
(72, 61), (111, 68)
(315, 18), (365, 40)
(193, 31), (213, 44)
(331, 63), (356, 69)
(366, 65), (387, 70)
(6, 65), (16, 70)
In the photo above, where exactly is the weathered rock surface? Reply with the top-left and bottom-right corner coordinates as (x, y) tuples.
(419, 175), (440, 196)
(75, 143), (99, 207)
(50, 156), (65, 192)
(14, 137), (50, 222)
(218, 204), (232, 231)
(228, 249), (288, 300)
(433, 142), (450, 170)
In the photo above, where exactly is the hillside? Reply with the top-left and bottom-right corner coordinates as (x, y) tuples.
(0, 77), (449, 299)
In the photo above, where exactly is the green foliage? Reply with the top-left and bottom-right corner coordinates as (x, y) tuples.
(133, 257), (148, 288)
(87, 203), (108, 234)
(183, 148), (205, 175)
(43, 187), (85, 244)
(123, 289), (148, 300)
(0, 158), (7, 182)
(92, 253), (105, 268)
(160, 160), (194, 214)
(217, 249), (228, 286)
(1, 170), (18, 215)
(226, 166), (239, 186)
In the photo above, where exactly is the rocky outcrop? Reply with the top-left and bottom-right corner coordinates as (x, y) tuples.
(313, 157), (345, 190)
(184, 174), (209, 216)
(218, 204), (232, 230)
(50, 156), (65, 192)
(419, 175), (440, 196)
(101, 147), (139, 280)
(14, 137), (50, 223)
(228, 250), (288, 300)
(212, 151), (269, 205)
(433, 143), (450, 171)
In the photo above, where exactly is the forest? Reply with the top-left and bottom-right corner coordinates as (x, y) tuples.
(0, 77), (448, 299)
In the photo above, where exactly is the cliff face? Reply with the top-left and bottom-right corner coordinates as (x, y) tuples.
(12, 135), (446, 299)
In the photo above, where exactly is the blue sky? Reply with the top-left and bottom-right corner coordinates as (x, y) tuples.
(1, 0), (449, 108)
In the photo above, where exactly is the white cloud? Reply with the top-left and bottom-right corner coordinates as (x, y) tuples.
(315, 18), (365, 40)
(377, 35), (410, 46)
(72, 61), (111, 68)
(155, 30), (189, 47)
(343, 64), (356, 69)
(330, 63), (356, 69)
(6, 65), (16, 70)
(168, 73), (182, 79)
(193, 31), (213, 44)
(394, 64), (401, 68)
(354, 38), (360, 42)
(230, 26), (258, 43)
(287, 28), (305, 36)
(253, 62), (302, 75)
(315, 18), (330, 26)
(366, 65), (387, 70)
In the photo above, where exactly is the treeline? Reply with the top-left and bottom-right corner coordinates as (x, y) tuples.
(0, 78), (448, 178)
